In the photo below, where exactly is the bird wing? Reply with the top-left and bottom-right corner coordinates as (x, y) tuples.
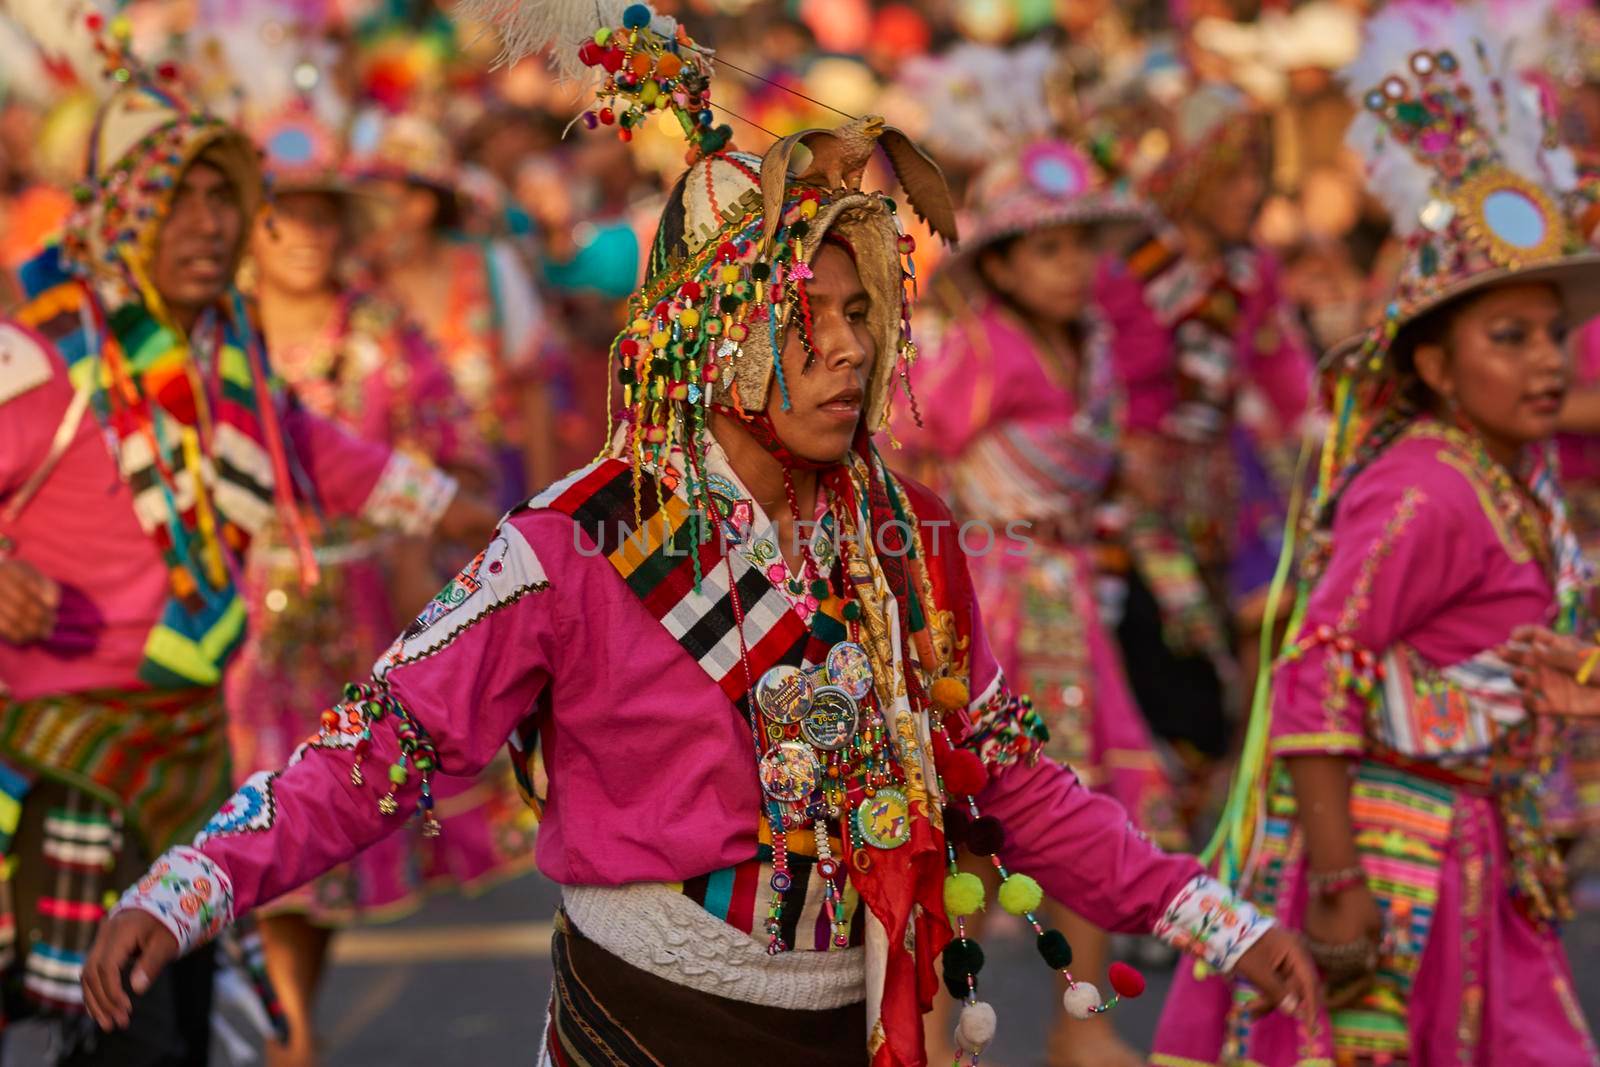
(878, 128), (960, 246)
(759, 130), (816, 255)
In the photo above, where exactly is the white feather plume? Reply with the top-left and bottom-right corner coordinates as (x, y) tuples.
(1343, 0), (1572, 237)
(452, 0), (685, 82)
(892, 41), (1059, 164)
(0, 0), (111, 90)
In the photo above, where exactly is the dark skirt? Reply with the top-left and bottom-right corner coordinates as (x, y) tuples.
(545, 910), (868, 1066)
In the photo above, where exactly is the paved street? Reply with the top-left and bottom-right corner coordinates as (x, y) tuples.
(6, 867), (1598, 1064)
(11, 867), (1592, 1066)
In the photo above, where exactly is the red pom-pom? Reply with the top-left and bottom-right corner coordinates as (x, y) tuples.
(938, 749), (987, 797)
(679, 281), (703, 301)
(599, 47), (625, 73)
(618, 339), (640, 358)
(577, 41), (604, 66)
(930, 729), (954, 761)
(157, 61), (180, 81)
(1108, 962), (1145, 999)
(716, 240), (739, 262)
(85, 11), (104, 30)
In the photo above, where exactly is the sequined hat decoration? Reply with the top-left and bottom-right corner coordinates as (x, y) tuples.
(1331, 0), (1600, 377)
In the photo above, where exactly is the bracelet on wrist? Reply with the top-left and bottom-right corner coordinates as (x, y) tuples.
(1307, 864), (1367, 898)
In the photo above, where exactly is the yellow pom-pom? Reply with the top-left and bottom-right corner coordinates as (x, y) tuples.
(930, 676), (969, 713)
(679, 308), (701, 328)
(997, 874), (1043, 916)
(650, 330), (670, 349)
(720, 264), (741, 284)
(944, 872), (986, 918)
(800, 199), (819, 219)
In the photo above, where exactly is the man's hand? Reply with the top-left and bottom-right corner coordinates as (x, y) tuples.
(1231, 925), (1320, 1023)
(81, 910), (179, 1032)
(0, 557), (59, 644)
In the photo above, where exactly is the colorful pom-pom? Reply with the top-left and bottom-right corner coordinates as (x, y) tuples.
(941, 938), (985, 998)
(622, 3), (652, 28)
(943, 872), (985, 917)
(1063, 982), (1102, 1020)
(1108, 961), (1146, 999)
(938, 749), (987, 797)
(997, 873), (1042, 916)
(929, 676), (969, 712)
(966, 815), (1007, 856)
(954, 1000), (997, 1054)
(1036, 929), (1073, 970)
(942, 805), (972, 846)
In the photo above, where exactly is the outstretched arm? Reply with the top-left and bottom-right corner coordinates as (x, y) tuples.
(82, 513), (570, 1029)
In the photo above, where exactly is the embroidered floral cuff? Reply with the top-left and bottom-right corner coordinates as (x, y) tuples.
(1151, 873), (1272, 974)
(114, 846), (234, 954)
(361, 452), (458, 537)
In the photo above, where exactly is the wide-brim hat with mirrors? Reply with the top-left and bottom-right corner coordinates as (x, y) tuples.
(1327, 0), (1600, 382)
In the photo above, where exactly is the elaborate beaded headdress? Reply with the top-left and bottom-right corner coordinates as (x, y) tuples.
(459, 0), (958, 511)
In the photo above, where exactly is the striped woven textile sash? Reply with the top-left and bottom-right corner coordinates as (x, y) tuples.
(0, 687), (230, 855)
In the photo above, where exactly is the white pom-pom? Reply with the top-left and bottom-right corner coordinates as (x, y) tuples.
(954, 1000), (997, 1054)
(1062, 982), (1102, 1020)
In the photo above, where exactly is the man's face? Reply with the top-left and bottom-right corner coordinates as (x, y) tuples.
(766, 242), (877, 463)
(149, 160), (244, 316)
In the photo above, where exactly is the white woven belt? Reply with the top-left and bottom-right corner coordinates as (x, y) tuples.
(560, 883), (865, 1011)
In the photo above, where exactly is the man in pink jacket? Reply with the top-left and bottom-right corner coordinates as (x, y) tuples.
(82, 14), (1317, 1067)
(0, 71), (486, 1066)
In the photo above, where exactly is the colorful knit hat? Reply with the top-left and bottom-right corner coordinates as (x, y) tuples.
(1328, 0), (1600, 378)
(58, 14), (262, 297)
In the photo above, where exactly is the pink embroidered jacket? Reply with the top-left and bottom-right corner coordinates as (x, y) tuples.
(1271, 429), (1558, 758)
(116, 460), (1273, 982)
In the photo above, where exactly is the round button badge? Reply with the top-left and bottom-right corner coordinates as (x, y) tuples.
(758, 741), (821, 803)
(801, 685), (859, 752)
(756, 665), (814, 724)
(855, 788), (912, 850)
(825, 641), (875, 701)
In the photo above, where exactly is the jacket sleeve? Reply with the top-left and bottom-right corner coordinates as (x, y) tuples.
(953, 529), (1272, 974)
(1270, 451), (1477, 758)
(112, 511), (570, 954)
(281, 400), (459, 536)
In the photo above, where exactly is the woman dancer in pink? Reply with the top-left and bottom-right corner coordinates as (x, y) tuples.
(1153, 4), (1600, 1063)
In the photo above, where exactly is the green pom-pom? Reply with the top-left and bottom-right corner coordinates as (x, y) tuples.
(1036, 929), (1073, 970)
(943, 872), (985, 917)
(809, 578), (830, 599)
(997, 874), (1043, 916)
(842, 601), (862, 620)
(940, 937), (985, 998)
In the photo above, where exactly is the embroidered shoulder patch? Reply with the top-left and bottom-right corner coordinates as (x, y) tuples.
(374, 523), (551, 677)
(0, 323), (54, 405)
